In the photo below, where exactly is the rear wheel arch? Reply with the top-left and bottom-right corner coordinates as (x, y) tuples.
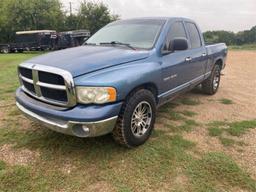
(214, 58), (223, 69)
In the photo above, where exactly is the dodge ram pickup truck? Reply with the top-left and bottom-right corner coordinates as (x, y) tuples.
(16, 17), (227, 147)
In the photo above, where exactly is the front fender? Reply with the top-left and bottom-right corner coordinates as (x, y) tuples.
(74, 60), (162, 101)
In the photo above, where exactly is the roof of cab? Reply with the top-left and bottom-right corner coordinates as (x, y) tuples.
(125, 16), (191, 20)
(110, 17), (195, 25)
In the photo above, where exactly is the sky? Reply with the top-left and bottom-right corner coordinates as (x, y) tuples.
(62, 0), (256, 32)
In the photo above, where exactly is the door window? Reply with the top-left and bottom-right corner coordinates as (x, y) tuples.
(185, 22), (202, 49)
(163, 22), (187, 50)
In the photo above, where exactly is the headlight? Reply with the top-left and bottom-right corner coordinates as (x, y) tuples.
(76, 86), (117, 104)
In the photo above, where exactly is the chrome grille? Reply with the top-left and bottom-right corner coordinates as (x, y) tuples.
(18, 63), (76, 107)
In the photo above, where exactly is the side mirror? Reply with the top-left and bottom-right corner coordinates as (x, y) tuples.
(170, 38), (189, 51)
(161, 38), (189, 55)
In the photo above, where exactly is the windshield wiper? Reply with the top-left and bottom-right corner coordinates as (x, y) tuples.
(99, 41), (136, 50)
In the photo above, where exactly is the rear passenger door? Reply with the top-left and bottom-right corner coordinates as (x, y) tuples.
(161, 21), (193, 95)
(184, 22), (208, 83)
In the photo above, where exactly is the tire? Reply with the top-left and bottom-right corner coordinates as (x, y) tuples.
(112, 89), (156, 148)
(202, 65), (221, 95)
(2, 48), (9, 54)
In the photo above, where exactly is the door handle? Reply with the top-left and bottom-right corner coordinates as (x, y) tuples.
(185, 57), (192, 62)
(202, 53), (206, 57)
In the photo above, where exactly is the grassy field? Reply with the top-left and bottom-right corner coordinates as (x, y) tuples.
(228, 44), (256, 50)
(0, 52), (256, 192)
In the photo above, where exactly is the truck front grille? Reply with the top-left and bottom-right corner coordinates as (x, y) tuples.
(18, 63), (76, 107)
(19, 67), (32, 79)
(38, 71), (65, 85)
(41, 87), (68, 102)
(22, 80), (35, 93)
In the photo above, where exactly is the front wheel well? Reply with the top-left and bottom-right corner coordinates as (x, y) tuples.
(126, 83), (159, 104)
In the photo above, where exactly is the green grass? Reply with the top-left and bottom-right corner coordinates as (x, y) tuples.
(179, 98), (201, 106)
(179, 110), (198, 117)
(158, 102), (180, 113)
(0, 53), (41, 101)
(208, 120), (256, 147)
(185, 119), (199, 126)
(164, 117), (199, 133)
(0, 116), (255, 192)
(208, 127), (223, 137)
(0, 160), (6, 170)
(0, 162), (68, 192)
(187, 152), (256, 192)
(0, 165), (31, 191)
(227, 120), (256, 136)
(208, 120), (256, 136)
(0, 108), (197, 191)
(219, 98), (233, 105)
(168, 111), (186, 121)
(219, 137), (236, 147)
(158, 106), (200, 133)
(0, 53), (256, 191)
(229, 44), (256, 50)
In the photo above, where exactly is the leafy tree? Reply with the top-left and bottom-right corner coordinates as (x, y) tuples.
(0, 0), (65, 43)
(64, 15), (81, 31)
(203, 26), (256, 45)
(0, 0), (13, 43)
(76, 1), (119, 34)
(1, 0), (253, 46)
(203, 31), (236, 45)
(0, 0), (119, 43)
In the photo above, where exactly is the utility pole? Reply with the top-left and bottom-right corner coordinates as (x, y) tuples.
(69, 2), (72, 16)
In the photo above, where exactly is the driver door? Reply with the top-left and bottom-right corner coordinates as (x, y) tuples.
(160, 21), (193, 96)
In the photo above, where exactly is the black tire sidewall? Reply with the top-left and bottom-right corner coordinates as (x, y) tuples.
(122, 90), (156, 147)
(202, 64), (221, 95)
(211, 65), (221, 94)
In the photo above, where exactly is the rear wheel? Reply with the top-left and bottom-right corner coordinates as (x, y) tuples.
(202, 65), (221, 95)
(112, 89), (156, 148)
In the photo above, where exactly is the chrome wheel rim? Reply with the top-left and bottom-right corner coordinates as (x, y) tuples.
(213, 70), (220, 90)
(131, 101), (152, 137)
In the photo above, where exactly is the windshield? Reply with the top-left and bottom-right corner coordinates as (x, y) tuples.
(86, 19), (165, 49)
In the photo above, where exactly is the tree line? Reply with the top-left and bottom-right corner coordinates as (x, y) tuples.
(0, 0), (119, 43)
(203, 26), (256, 45)
(0, 0), (255, 46)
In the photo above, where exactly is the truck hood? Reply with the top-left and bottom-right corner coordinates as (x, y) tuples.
(25, 46), (150, 77)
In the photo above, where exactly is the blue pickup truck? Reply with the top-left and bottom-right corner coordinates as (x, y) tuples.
(16, 17), (227, 147)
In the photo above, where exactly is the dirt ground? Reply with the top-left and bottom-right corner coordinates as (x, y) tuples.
(178, 50), (256, 179)
(178, 50), (256, 122)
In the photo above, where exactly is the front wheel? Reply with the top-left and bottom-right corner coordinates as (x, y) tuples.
(202, 65), (221, 95)
(112, 89), (156, 148)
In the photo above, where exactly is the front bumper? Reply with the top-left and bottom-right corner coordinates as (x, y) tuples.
(16, 88), (122, 137)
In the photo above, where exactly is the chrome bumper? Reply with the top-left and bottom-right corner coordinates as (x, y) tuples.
(16, 102), (118, 137)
